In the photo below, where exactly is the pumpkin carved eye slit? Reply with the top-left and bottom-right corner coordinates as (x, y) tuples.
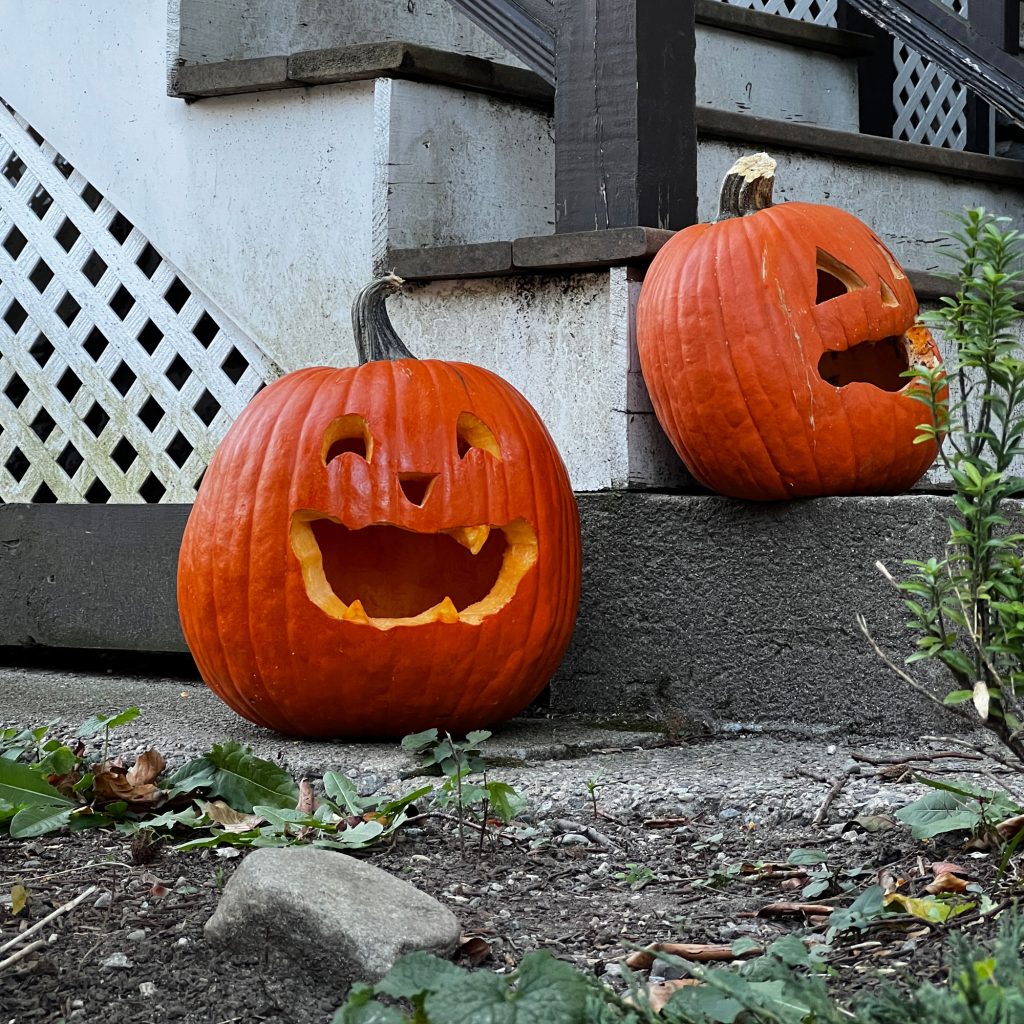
(815, 249), (867, 304)
(323, 415), (372, 465)
(456, 412), (502, 460)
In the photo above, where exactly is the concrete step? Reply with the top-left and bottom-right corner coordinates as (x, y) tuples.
(0, 493), (963, 739)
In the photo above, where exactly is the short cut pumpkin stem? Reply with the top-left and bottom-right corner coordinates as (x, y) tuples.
(352, 273), (416, 364)
(718, 153), (777, 221)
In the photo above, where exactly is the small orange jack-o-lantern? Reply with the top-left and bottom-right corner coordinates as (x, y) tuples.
(636, 153), (945, 500)
(177, 276), (581, 739)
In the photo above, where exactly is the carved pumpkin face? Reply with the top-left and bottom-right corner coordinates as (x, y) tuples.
(637, 154), (944, 500)
(178, 279), (581, 739)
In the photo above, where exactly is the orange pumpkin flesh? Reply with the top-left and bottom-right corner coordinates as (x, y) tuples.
(177, 276), (581, 738)
(637, 154), (945, 501)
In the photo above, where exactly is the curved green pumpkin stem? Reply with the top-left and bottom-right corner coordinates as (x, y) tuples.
(718, 152), (777, 221)
(352, 273), (416, 364)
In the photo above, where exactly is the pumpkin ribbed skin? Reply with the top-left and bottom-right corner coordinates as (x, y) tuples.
(636, 200), (943, 500)
(178, 360), (581, 738)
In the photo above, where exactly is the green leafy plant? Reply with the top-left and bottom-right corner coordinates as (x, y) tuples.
(335, 911), (1024, 1024)
(896, 776), (1022, 841)
(401, 728), (524, 857)
(865, 209), (1024, 762)
(0, 714), (428, 853)
(614, 863), (657, 889)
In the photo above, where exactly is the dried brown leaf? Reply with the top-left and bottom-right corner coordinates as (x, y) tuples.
(93, 751), (167, 809)
(996, 814), (1024, 841)
(930, 861), (969, 878)
(925, 871), (969, 895)
(646, 980), (701, 1014)
(201, 800), (264, 833)
(457, 935), (492, 967)
(296, 778), (317, 816)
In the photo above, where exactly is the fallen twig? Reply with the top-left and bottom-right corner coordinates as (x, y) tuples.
(0, 938), (47, 972)
(0, 884), (97, 958)
(642, 817), (691, 829)
(756, 902), (834, 918)
(851, 750), (984, 766)
(626, 942), (758, 970)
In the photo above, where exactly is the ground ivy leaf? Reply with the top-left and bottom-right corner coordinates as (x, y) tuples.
(374, 951), (464, 1000)
(895, 791), (986, 839)
(787, 848), (828, 866)
(422, 971), (513, 1023)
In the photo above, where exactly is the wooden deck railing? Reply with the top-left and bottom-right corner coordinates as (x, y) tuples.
(445, 0), (1022, 234)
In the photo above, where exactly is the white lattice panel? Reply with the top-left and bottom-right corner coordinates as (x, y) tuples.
(720, 0), (838, 27)
(893, 0), (969, 149)
(0, 99), (280, 504)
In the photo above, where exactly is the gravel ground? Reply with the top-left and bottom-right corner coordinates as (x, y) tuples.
(2, 662), (1022, 1023)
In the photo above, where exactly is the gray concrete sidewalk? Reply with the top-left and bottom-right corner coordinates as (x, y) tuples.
(0, 663), (1004, 829)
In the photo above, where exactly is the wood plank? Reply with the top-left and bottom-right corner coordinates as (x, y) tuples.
(0, 504), (189, 652)
(555, 0), (697, 233)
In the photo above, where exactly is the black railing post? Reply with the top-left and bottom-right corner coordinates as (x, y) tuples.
(965, 0), (1019, 153)
(837, 1), (897, 140)
(554, 0), (697, 233)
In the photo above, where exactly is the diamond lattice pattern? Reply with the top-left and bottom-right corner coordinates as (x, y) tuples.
(721, 0), (973, 150)
(893, 0), (969, 149)
(0, 99), (280, 503)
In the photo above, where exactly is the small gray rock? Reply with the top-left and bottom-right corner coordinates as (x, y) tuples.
(101, 952), (133, 969)
(204, 847), (461, 989)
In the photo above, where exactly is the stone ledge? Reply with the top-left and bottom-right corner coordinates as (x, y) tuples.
(171, 56), (298, 98)
(695, 0), (875, 56)
(170, 41), (552, 105)
(699, 107), (1024, 186)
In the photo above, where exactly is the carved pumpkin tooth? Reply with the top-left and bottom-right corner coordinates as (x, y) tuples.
(435, 597), (460, 623)
(342, 599), (370, 624)
(448, 525), (490, 555)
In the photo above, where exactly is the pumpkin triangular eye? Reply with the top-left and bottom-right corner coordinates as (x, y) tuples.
(880, 279), (900, 308)
(457, 412), (502, 460)
(815, 249), (867, 304)
(324, 415), (372, 464)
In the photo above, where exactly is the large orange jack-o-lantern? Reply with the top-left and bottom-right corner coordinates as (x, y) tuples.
(637, 153), (945, 501)
(177, 275), (581, 738)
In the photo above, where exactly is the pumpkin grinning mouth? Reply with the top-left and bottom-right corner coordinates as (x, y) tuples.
(817, 330), (938, 393)
(289, 513), (538, 630)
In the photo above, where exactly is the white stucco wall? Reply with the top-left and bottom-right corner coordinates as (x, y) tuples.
(0, 0), (376, 373)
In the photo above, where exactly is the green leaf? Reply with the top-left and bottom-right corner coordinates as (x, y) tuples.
(400, 729), (439, 752)
(484, 782), (525, 824)
(75, 707), (140, 738)
(463, 730), (491, 747)
(35, 746), (79, 777)
(374, 951), (464, 1000)
(943, 689), (976, 705)
(323, 772), (374, 815)
(9, 803), (74, 838)
(895, 791), (985, 839)
(787, 848), (828, 866)
(197, 742), (298, 812)
(0, 758), (74, 808)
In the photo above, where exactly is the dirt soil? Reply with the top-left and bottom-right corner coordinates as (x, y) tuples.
(1, 729), (1018, 1024)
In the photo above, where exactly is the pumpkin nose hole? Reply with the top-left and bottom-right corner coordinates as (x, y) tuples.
(817, 336), (909, 392)
(398, 473), (437, 507)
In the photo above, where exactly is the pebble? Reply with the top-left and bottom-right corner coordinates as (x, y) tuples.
(127, 929), (147, 942)
(558, 833), (592, 846)
(93, 892), (112, 909)
(139, 982), (157, 997)
(101, 953), (133, 969)
(719, 807), (740, 820)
